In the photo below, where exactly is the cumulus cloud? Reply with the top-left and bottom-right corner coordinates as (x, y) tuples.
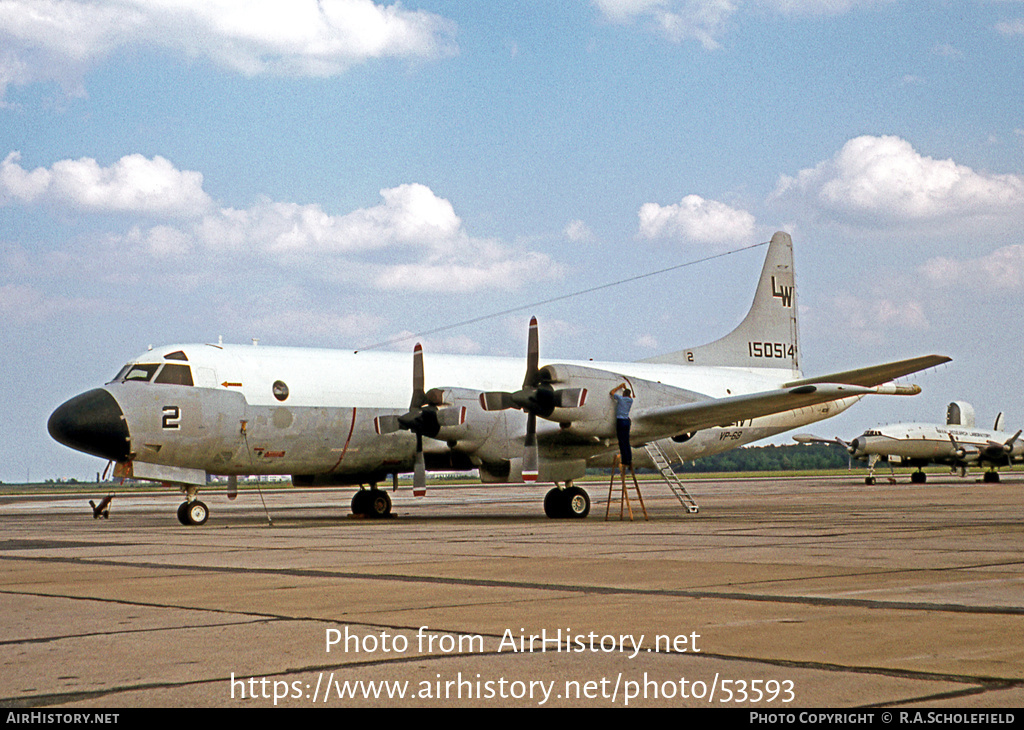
(817, 291), (930, 346)
(198, 183), (462, 256)
(591, 0), (889, 48)
(922, 245), (1024, 292)
(592, 0), (736, 48)
(378, 250), (559, 292)
(757, 0), (891, 13)
(1, 151), (213, 216)
(0, 0), (457, 97)
(0, 282), (103, 325)
(3, 152), (557, 294)
(637, 194), (756, 244)
(995, 19), (1024, 37)
(564, 219), (596, 243)
(773, 135), (1024, 226)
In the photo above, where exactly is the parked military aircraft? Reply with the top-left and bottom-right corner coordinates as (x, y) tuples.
(48, 232), (949, 524)
(795, 402), (1022, 484)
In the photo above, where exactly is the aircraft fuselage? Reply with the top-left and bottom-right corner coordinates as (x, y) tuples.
(49, 342), (855, 486)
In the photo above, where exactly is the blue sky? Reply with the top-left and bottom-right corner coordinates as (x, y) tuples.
(2, 0), (1023, 482)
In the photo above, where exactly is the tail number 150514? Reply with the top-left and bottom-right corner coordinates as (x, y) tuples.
(748, 342), (795, 359)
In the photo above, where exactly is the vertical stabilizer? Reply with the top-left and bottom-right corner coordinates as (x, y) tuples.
(641, 231), (800, 375)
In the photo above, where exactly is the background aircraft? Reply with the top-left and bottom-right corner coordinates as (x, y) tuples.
(795, 401), (1022, 484)
(48, 233), (948, 524)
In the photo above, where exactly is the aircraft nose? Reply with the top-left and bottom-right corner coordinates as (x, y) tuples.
(48, 389), (131, 462)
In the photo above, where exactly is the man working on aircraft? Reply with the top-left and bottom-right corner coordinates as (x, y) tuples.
(610, 382), (633, 467)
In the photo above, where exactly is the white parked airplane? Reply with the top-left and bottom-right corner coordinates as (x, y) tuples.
(48, 232), (949, 524)
(796, 402), (1022, 484)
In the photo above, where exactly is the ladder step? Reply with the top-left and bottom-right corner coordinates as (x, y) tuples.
(643, 442), (699, 513)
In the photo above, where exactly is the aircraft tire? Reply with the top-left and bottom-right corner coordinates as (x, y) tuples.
(366, 489), (392, 518)
(911, 471), (926, 484)
(984, 471), (1000, 483)
(544, 487), (567, 519)
(865, 477), (875, 485)
(177, 501), (191, 525)
(351, 490), (369, 516)
(187, 500), (209, 526)
(564, 486), (590, 519)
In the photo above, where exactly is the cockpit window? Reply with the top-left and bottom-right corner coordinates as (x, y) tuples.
(110, 362), (195, 385)
(155, 363), (194, 386)
(122, 363), (161, 382)
(164, 350), (189, 361)
(110, 364), (133, 383)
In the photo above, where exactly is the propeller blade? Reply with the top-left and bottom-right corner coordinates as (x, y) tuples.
(523, 412), (538, 482)
(411, 343), (426, 408)
(524, 316), (539, 388)
(413, 433), (427, 497)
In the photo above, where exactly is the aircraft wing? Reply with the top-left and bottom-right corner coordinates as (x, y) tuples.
(782, 355), (951, 388)
(634, 382), (921, 435)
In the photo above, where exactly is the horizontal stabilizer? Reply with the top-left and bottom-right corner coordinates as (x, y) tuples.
(783, 354), (950, 389)
(636, 382), (921, 435)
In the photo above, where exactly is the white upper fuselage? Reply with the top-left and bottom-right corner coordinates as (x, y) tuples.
(127, 342), (799, 407)
(852, 422), (1024, 466)
(89, 340), (856, 484)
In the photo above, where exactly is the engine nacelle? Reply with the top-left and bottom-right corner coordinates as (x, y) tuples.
(537, 364), (626, 427)
(538, 363), (704, 439)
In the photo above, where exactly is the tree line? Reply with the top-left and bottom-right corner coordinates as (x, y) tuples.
(674, 443), (855, 473)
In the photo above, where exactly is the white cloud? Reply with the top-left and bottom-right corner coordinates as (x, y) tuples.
(756, 0), (892, 14)
(592, 0), (736, 48)
(0, 283), (103, 325)
(922, 245), (1024, 292)
(773, 135), (1024, 226)
(637, 194), (756, 243)
(633, 333), (659, 350)
(4, 153), (558, 294)
(564, 219), (595, 243)
(0, 0), (457, 96)
(815, 291), (930, 346)
(995, 19), (1024, 37)
(376, 250), (560, 292)
(200, 184), (461, 257)
(1, 151), (213, 216)
(591, 0), (890, 48)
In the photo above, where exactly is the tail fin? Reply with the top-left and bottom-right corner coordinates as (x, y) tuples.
(641, 231), (800, 375)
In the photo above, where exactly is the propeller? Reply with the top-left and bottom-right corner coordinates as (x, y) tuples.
(946, 432), (981, 462)
(479, 317), (586, 482)
(981, 429), (1022, 466)
(375, 344), (465, 496)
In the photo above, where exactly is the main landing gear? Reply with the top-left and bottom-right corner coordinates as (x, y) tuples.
(544, 483), (591, 519)
(177, 499), (209, 525)
(175, 485), (209, 525)
(351, 487), (393, 518)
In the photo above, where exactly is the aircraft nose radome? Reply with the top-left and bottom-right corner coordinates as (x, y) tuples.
(48, 389), (131, 462)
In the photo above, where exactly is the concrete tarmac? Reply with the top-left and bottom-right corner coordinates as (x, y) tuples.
(1, 474), (1022, 708)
